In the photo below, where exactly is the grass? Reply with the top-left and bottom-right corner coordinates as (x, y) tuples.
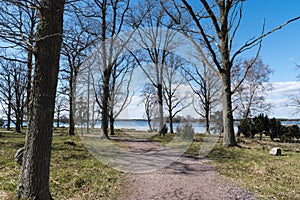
(151, 133), (300, 200)
(1, 129), (299, 199)
(0, 129), (123, 200)
(207, 138), (300, 200)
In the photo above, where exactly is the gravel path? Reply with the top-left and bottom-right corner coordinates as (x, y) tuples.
(114, 137), (256, 200)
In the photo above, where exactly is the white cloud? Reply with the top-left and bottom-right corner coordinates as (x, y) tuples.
(266, 81), (300, 118)
(118, 81), (300, 119)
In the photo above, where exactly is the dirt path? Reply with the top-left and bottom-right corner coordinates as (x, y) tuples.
(113, 137), (256, 200)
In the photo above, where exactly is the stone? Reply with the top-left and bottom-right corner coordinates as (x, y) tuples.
(269, 147), (281, 156)
(14, 147), (25, 165)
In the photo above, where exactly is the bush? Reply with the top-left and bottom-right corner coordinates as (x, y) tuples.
(269, 118), (282, 140)
(176, 123), (195, 140)
(252, 114), (269, 137)
(237, 118), (253, 138)
(279, 125), (300, 143)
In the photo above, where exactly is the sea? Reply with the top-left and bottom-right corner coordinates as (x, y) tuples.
(2, 119), (300, 134)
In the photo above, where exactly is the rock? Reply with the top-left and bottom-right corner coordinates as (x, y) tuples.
(269, 147), (281, 156)
(14, 147), (25, 165)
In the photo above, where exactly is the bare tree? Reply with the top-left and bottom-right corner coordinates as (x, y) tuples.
(11, 63), (27, 133)
(130, 0), (179, 135)
(163, 0), (300, 146)
(163, 54), (191, 133)
(184, 61), (221, 134)
(0, 60), (27, 133)
(78, 0), (131, 138)
(0, 61), (13, 131)
(107, 57), (135, 135)
(141, 83), (157, 132)
(232, 57), (272, 120)
(17, 0), (64, 199)
(54, 92), (68, 128)
(0, 0), (38, 110)
(60, 9), (93, 135)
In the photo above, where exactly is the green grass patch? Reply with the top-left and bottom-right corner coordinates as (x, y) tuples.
(207, 138), (300, 200)
(0, 129), (123, 200)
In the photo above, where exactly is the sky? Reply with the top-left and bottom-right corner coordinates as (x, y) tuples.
(117, 1), (300, 120)
(237, 0), (300, 118)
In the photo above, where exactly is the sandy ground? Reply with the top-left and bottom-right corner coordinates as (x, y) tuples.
(111, 136), (256, 200)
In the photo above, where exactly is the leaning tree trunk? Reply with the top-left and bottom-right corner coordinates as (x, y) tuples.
(221, 70), (237, 147)
(17, 1), (64, 199)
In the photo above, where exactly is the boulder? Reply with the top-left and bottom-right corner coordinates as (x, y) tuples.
(269, 147), (281, 156)
(14, 147), (25, 165)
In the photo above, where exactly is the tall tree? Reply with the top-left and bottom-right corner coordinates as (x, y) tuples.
(61, 17), (92, 135)
(0, 0), (38, 110)
(130, 0), (178, 135)
(107, 57), (135, 135)
(141, 83), (157, 132)
(0, 61), (27, 133)
(163, 54), (191, 133)
(17, 0), (64, 199)
(185, 61), (221, 134)
(11, 63), (27, 133)
(164, 0), (300, 146)
(0, 60), (13, 131)
(79, 0), (130, 138)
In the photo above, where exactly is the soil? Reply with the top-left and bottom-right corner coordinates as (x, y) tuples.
(113, 136), (256, 200)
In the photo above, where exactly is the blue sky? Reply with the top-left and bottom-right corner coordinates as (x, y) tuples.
(234, 0), (300, 118)
(239, 0), (300, 82)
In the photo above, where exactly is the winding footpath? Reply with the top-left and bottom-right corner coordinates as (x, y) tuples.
(112, 137), (256, 200)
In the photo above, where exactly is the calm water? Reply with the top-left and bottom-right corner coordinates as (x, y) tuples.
(114, 120), (206, 133)
(3, 119), (300, 134)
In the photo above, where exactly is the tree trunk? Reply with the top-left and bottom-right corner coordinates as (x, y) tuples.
(101, 70), (110, 139)
(68, 71), (75, 135)
(15, 92), (22, 133)
(204, 105), (210, 135)
(7, 100), (11, 131)
(16, 113), (21, 133)
(56, 110), (60, 128)
(26, 49), (33, 111)
(147, 118), (153, 132)
(157, 84), (164, 136)
(169, 117), (174, 134)
(17, 0), (64, 199)
(221, 71), (237, 146)
(110, 116), (115, 136)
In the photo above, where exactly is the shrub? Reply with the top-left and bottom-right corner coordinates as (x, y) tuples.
(237, 118), (253, 138)
(176, 123), (195, 140)
(252, 114), (269, 137)
(269, 118), (282, 140)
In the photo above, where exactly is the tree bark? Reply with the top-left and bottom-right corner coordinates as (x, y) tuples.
(7, 76), (12, 131)
(221, 70), (236, 146)
(17, 0), (64, 199)
(204, 103), (210, 134)
(68, 68), (78, 136)
(158, 83), (164, 136)
(26, 49), (33, 111)
(101, 69), (110, 138)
